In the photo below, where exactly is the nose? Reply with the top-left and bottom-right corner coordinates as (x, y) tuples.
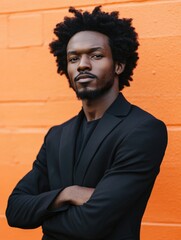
(77, 55), (91, 72)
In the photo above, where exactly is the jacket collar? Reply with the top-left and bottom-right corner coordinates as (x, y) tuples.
(106, 92), (131, 117)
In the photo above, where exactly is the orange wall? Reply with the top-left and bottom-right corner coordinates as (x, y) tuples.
(0, 0), (181, 239)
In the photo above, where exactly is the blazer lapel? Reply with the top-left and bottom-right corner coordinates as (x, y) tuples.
(59, 110), (84, 187)
(74, 93), (131, 185)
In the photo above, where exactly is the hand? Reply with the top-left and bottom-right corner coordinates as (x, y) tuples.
(67, 185), (95, 206)
(52, 185), (95, 209)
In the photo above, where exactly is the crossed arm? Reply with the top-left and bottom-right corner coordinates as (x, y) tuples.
(6, 119), (167, 239)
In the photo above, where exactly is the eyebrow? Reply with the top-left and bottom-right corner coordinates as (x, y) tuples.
(67, 47), (104, 55)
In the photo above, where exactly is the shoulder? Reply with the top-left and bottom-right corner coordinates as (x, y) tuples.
(113, 102), (168, 151)
(44, 115), (78, 141)
(112, 93), (167, 133)
(127, 104), (167, 131)
(114, 105), (168, 167)
(122, 104), (168, 150)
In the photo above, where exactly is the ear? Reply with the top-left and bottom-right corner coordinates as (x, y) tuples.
(115, 62), (125, 75)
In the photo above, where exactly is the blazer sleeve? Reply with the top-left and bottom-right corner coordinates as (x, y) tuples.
(6, 128), (65, 229)
(42, 118), (167, 239)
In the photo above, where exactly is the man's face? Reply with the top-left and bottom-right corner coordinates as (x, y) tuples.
(66, 31), (119, 100)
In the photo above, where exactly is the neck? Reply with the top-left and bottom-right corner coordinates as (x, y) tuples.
(82, 88), (119, 122)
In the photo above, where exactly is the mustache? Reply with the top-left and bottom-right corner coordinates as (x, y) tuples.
(74, 71), (97, 82)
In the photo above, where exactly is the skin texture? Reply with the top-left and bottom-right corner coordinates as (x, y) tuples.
(52, 186), (95, 209)
(52, 31), (125, 208)
(67, 31), (116, 96)
(67, 31), (124, 121)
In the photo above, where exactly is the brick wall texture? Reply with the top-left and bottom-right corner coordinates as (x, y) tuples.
(0, 0), (181, 239)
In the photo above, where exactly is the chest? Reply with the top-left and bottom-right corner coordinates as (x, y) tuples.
(46, 128), (122, 189)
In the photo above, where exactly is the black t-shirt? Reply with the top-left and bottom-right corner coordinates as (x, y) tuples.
(75, 117), (100, 165)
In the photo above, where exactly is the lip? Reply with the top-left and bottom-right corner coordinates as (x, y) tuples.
(76, 77), (95, 84)
(75, 74), (95, 83)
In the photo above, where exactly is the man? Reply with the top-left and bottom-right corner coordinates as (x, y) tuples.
(6, 6), (167, 240)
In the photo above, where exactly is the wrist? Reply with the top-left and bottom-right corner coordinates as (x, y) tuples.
(50, 187), (71, 209)
(61, 186), (72, 203)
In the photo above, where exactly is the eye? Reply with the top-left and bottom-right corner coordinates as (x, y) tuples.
(68, 56), (79, 63)
(91, 54), (103, 60)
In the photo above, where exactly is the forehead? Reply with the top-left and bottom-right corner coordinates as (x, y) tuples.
(67, 31), (109, 53)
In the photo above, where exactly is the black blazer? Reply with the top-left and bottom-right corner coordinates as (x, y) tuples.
(6, 93), (167, 240)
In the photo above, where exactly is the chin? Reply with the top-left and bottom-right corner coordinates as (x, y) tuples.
(76, 88), (109, 100)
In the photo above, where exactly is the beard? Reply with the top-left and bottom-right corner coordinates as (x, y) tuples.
(75, 78), (115, 100)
